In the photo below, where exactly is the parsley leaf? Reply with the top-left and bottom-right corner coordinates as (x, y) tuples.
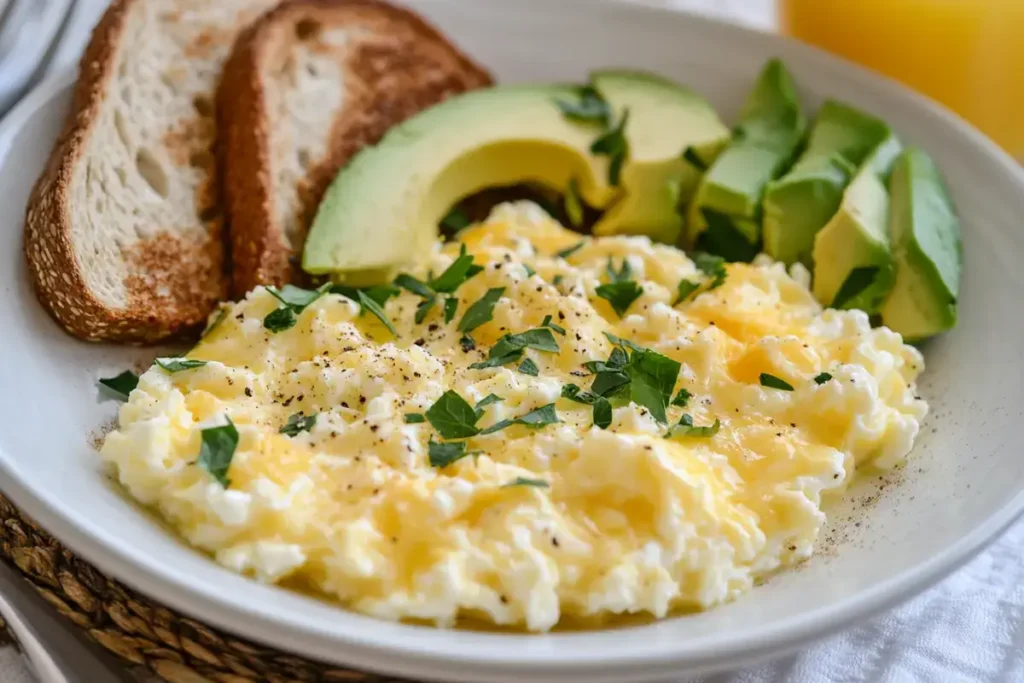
(591, 109), (630, 186)
(415, 295), (437, 324)
(263, 306), (297, 332)
(267, 284), (328, 310)
(561, 383), (598, 404)
(473, 394), (504, 417)
(564, 178), (584, 227)
(760, 373), (795, 391)
(671, 388), (692, 407)
(329, 285), (397, 335)
(554, 86), (610, 126)
(690, 252), (728, 290)
(555, 241), (585, 260)
(605, 257), (633, 283)
(430, 245), (481, 293)
(814, 372), (834, 385)
(502, 477), (550, 489)
(203, 307), (229, 337)
(470, 327), (561, 370)
(155, 358), (208, 373)
(523, 263), (537, 277)
(441, 207), (471, 233)
(425, 390), (481, 439)
(404, 413), (425, 424)
(518, 358), (540, 376)
(198, 417), (239, 488)
(596, 280), (643, 317)
(674, 279), (701, 305)
(355, 289), (396, 335)
(428, 439), (478, 468)
(459, 334), (476, 352)
(443, 297), (458, 324)
(602, 331), (644, 352)
(458, 287), (505, 333)
(98, 370), (139, 400)
(541, 314), (566, 335)
(280, 413), (316, 436)
(394, 273), (434, 298)
(479, 403), (559, 435)
(362, 284), (401, 308)
(591, 370), (631, 397)
(626, 348), (680, 424)
(667, 413), (721, 438)
(593, 397), (613, 429)
(561, 385), (612, 428)
(552, 274), (565, 287)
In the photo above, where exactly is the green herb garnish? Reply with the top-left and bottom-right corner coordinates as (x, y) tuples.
(479, 403), (559, 435)
(561, 384), (612, 429)
(671, 388), (692, 407)
(98, 370), (139, 400)
(696, 208), (759, 264)
(198, 417), (239, 488)
(517, 358), (540, 376)
(814, 372), (834, 385)
(355, 289), (397, 335)
(590, 109), (630, 186)
(596, 281), (643, 317)
(473, 394), (504, 417)
(458, 287), (505, 333)
(602, 331), (644, 352)
(443, 297), (458, 324)
(267, 284), (328, 310)
(552, 274), (565, 287)
(501, 477), (550, 489)
(414, 296), (436, 324)
(554, 86), (610, 126)
(280, 413), (316, 436)
(263, 306), (297, 332)
(155, 358), (208, 373)
(441, 207), (471, 233)
(564, 178), (584, 227)
(523, 263), (537, 277)
(404, 413), (426, 424)
(459, 334), (476, 352)
(470, 327), (560, 369)
(583, 336), (680, 424)
(328, 285), (398, 335)
(555, 241), (585, 260)
(425, 390), (481, 439)
(667, 413), (721, 438)
(592, 397), (613, 429)
(760, 373), (795, 391)
(428, 439), (478, 468)
(430, 245), (482, 293)
(690, 251), (728, 290)
(605, 257), (633, 283)
(541, 314), (566, 336)
(674, 279), (701, 305)
(394, 273), (433, 298)
(362, 284), (401, 308)
(202, 307), (229, 337)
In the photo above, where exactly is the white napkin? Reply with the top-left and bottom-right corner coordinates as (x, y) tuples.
(2, 2), (1018, 682)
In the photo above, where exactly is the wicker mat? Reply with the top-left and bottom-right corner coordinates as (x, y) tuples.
(0, 494), (411, 682)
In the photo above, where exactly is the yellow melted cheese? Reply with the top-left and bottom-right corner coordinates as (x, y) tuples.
(101, 202), (928, 631)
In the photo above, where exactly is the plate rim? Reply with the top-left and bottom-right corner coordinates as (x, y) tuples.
(3, 2), (1024, 680)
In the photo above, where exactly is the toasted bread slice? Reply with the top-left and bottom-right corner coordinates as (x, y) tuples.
(219, 0), (492, 297)
(25, 0), (278, 343)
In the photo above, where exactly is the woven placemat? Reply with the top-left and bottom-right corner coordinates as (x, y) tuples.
(0, 494), (412, 683)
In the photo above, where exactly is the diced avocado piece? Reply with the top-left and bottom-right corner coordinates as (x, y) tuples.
(686, 59), (805, 256)
(590, 70), (730, 245)
(304, 85), (620, 277)
(812, 135), (902, 312)
(880, 147), (962, 341)
(763, 100), (892, 266)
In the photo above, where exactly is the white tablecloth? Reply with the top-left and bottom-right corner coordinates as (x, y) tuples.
(3, 1), (1021, 682)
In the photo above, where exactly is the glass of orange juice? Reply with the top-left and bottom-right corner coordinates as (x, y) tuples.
(779, 0), (1024, 159)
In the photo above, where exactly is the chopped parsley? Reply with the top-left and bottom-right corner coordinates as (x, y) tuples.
(428, 439), (478, 468)
(459, 334), (476, 352)
(443, 297), (458, 324)
(394, 273), (433, 298)
(264, 283), (331, 332)
(155, 358), (208, 373)
(590, 109), (630, 186)
(592, 397), (613, 429)
(667, 414), (721, 439)
(429, 245), (483, 293)
(414, 295), (436, 324)
(674, 279), (701, 305)
(98, 370), (139, 400)
(583, 335), (681, 424)
(595, 281), (643, 317)
(561, 384), (613, 429)
(424, 390), (481, 439)
(603, 331), (644, 352)
(353, 289), (397, 336)
(197, 417), (238, 488)
(564, 178), (584, 227)
(404, 413), (426, 424)
(541, 314), (566, 335)
(479, 403), (559, 435)
(202, 307), (229, 337)
(555, 241), (585, 260)
(280, 413), (316, 436)
(502, 477), (550, 489)
(361, 284), (401, 308)
(690, 251), (728, 290)
(671, 388), (692, 407)
(760, 373), (795, 391)
(554, 86), (611, 126)
(473, 394), (504, 417)
(458, 287), (505, 333)
(523, 263), (537, 277)
(552, 274), (565, 287)
(814, 372), (834, 385)
(470, 327), (560, 369)
(517, 358), (540, 376)
(605, 257), (633, 283)
(441, 207), (472, 233)
(263, 306), (297, 332)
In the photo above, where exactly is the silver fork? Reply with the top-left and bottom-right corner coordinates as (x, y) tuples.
(0, 0), (78, 116)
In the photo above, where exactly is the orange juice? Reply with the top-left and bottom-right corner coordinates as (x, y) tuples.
(780, 0), (1024, 158)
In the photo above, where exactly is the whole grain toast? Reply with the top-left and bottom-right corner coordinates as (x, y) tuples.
(25, 0), (278, 343)
(218, 0), (492, 297)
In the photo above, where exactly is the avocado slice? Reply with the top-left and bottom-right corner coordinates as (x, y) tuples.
(880, 147), (962, 340)
(685, 59), (805, 256)
(303, 85), (620, 277)
(590, 70), (730, 245)
(812, 135), (902, 312)
(762, 100), (892, 266)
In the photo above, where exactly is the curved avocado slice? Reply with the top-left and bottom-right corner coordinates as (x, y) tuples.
(686, 59), (805, 255)
(812, 135), (902, 312)
(303, 85), (619, 276)
(880, 147), (962, 341)
(590, 71), (730, 244)
(762, 100), (892, 266)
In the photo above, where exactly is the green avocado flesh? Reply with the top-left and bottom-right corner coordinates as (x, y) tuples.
(303, 73), (728, 277)
(589, 70), (730, 244)
(686, 59), (805, 254)
(762, 100), (892, 266)
(880, 147), (962, 341)
(812, 136), (901, 312)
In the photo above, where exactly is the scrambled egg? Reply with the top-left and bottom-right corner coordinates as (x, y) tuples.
(101, 202), (928, 632)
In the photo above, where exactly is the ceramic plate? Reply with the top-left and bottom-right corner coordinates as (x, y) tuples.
(1, 1), (1023, 681)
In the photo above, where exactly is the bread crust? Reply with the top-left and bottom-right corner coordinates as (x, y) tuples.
(219, 0), (492, 298)
(24, 0), (228, 344)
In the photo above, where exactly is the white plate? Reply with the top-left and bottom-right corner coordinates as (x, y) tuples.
(1, 1), (1023, 681)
